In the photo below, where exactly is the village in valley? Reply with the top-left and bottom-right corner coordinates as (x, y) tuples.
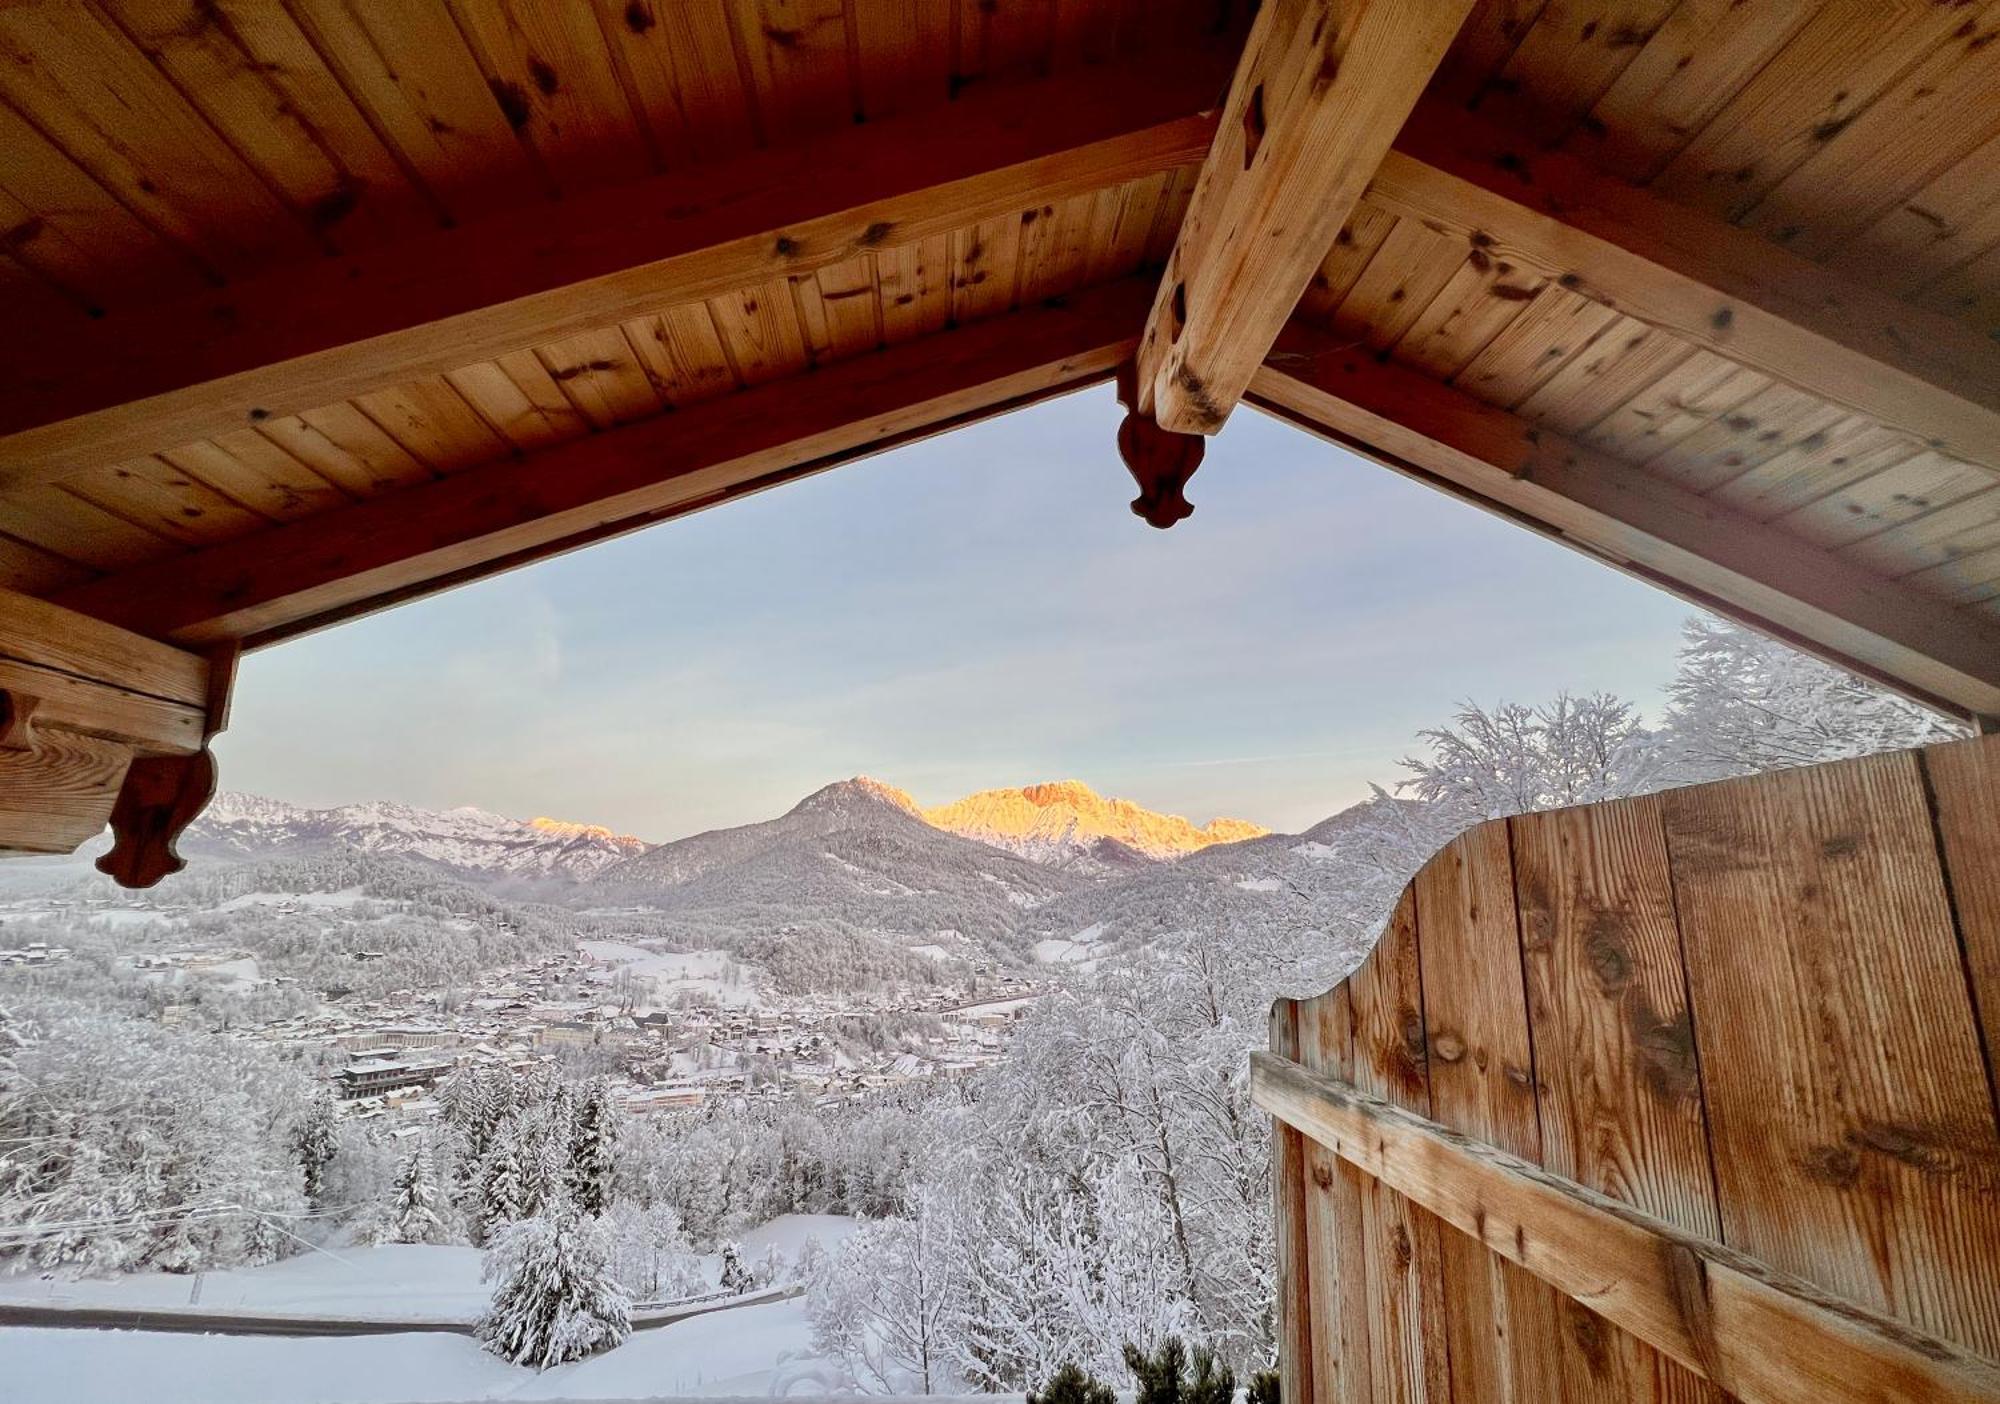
(0, 885), (1041, 1136)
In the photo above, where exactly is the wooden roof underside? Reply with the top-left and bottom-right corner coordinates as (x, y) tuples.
(3, 0), (1999, 721)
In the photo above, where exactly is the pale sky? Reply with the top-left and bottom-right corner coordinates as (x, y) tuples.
(216, 383), (1696, 840)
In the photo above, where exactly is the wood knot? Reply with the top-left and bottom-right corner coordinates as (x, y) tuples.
(1431, 1032), (1466, 1063)
(1311, 1163), (1333, 1190)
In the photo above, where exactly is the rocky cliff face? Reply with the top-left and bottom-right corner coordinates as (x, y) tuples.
(921, 778), (1269, 868)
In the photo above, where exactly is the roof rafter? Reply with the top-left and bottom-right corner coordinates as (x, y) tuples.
(1250, 320), (2000, 720)
(1374, 99), (2000, 472)
(0, 52), (1228, 489)
(1131, 0), (1478, 437)
(51, 279), (1156, 648)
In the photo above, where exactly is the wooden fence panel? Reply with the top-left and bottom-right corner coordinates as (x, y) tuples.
(1925, 734), (2000, 1090)
(1343, 890), (1450, 1404)
(1268, 731), (2000, 1404)
(1662, 749), (2000, 1357)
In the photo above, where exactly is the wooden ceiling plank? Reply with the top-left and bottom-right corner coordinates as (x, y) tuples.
(1390, 253), (1547, 384)
(1250, 319), (2000, 720)
(948, 215), (1025, 325)
(1771, 451), (1997, 552)
(158, 432), (351, 523)
(1568, 0), (1819, 185)
(446, 0), (654, 192)
(445, 354), (590, 455)
(1648, 3), (1979, 225)
(875, 234), (954, 344)
(1450, 285), (1620, 411)
(706, 279), (811, 387)
(69, 457), (270, 547)
(1734, 7), (2000, 264)
(257, 405), (436, 499)
(351, 380), (509, 476)
(1706, 418), (1926, 523)
(1514, 319), (1697, 440)
(1473, 0), (1681, 146)
(0, 4), (315, 276)
(623, 303), (740, 410)
(0, 535), (93, 597)
(1327, 217), (1472, 355)
(1637, 383), (1849, 497)
(0, 485), (175, 573)
(0, 51), (1226, 487)
(533, 326), (664, 429)
(0, 99), (207, 306)
(52, 277), (1155, 648)
(729, 0), (855, 141)
(1841, 484), (2000, 580)
(98, 0), (427, 256)
(1134, 0), (1478, 435)
(1826, 127), (2000, 304)
(1376, 100), (2000, 471)
(284, 0), (544, 223)
(586, 0), (756, 169)
(1294, 201), (1397, 321)
(848, 0), (953, 121)
(1580, 353), (1767, 465)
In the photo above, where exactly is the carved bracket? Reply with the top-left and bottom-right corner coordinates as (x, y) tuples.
(96, 643), (238, 890)
(1115, 361), (1205, 529)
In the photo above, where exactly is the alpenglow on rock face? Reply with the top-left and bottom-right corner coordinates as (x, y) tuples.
(921, 779), (1269, 868)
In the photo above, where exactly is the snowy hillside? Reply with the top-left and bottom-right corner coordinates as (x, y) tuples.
(592, 780), (1084, 981)
(189, 793), (649, 880)
(922, 779), (1267, 869)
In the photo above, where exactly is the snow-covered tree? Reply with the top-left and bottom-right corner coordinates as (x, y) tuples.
(718, 1238), (755, 1294)
(605, 1199), (703, 1300)
(478, 1196), (632, 1369)
(808, 1190), (962, 1393)
(1398, 691), (1667, 832)
(293, 1091), (338, 1208)
(384, 1145), (448, 1246)
(478, 1123), (531, 1243)
(1661, 616), (1966, 778)
(568, 1080), (617, 1216)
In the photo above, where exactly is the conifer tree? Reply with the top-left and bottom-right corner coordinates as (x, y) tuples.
(1029, 1362), (1116, 1404)
(569, 1079), (618, 1216)
(292, 1090), (338, 1208)
(479, 1124), (530, 1243)
(387, 1145), (448, 1245)
(719, 1239), (754, 1294)
(478, 1195), (632, 1369)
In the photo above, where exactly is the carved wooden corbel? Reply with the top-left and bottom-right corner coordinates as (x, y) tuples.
(0, 687), (41, 750)
(97, 643), (238, 890)
(1115, 360), (1205, 529)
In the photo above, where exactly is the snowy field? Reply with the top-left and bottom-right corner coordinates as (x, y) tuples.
(579, 941), (765, 1009)
(0, 1244), (489, 1321)
(0, 1218), (866, 1402)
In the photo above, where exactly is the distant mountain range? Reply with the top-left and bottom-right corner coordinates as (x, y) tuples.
(189, 793), (648, 879)
(191, 778), (1267, 882)
(14, 776), (1403, 997)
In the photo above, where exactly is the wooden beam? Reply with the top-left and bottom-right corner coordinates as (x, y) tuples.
(52, 279), (1156, 648)
(1251, 1052), (2000, 1404)
(1372, 100), (2000, 471)
(0, 587), (224, 869)
(0, 53), (1227, 489)
(1249, 321), (2000, 719)
(1133, 0), (1475, 435)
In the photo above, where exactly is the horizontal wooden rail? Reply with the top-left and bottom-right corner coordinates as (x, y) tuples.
(1250, 1050), (2000, 1404)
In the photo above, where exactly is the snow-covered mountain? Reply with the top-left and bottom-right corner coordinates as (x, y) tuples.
(921, 779), (1268, 869)
(591, 778), (1084, 978)
(187, 793), (649, 879)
